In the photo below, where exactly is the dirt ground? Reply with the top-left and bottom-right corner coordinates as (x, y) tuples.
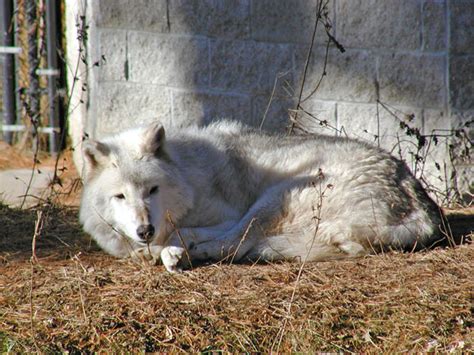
(0, 144), (473, 352)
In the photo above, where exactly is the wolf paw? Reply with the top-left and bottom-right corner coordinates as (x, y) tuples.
(161, 246), (186, 273)
(131, 245), (163, 264)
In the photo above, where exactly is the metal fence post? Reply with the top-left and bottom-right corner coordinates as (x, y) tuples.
(1, 0), (17, 144)
(25, 0), (40, 151)
(45, 0), (60, 153)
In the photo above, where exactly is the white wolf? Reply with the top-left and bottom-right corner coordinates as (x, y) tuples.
(80, 120), (444, 272)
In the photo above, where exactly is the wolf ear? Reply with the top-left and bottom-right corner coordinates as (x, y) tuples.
(141, 122), (166, 157)
(82, 140), (111, 171)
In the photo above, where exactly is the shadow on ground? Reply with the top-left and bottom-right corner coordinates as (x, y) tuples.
(0, 204), (100, 263)
(443, 209), (474, 245)
(0, 204), (472, 264)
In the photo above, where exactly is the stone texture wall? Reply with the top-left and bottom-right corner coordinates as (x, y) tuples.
(66, 0), (473, 203)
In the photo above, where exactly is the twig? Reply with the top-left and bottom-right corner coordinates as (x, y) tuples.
(259, 71), (291, 130)
(72, 254), (88, 322)
(292, 105), (341, 134)
(91, 206), (145, 264)
(166, 211), (193, 269)
(31, 210), (45, 262)
(229, 218), (256, 265)
(300, 38), (331, 103)
(29, 261), (40, 352)
(288, 0), (324, 134)
(273, 172), (327, 352)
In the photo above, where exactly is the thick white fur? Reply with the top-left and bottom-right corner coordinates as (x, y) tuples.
(80, 121), (443, 272)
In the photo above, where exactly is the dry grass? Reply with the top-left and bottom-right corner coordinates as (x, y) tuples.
(0, 142), (472, 352)
(0, 202), (472, 353)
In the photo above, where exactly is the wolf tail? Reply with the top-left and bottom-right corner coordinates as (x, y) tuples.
(384, 178), (448, 251)
(385, 207), (446, 251)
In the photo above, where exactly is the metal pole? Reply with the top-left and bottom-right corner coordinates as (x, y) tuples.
(25, 0), (40, 150)
(1, 0), (17, 144)
(45, 0), (60, 153)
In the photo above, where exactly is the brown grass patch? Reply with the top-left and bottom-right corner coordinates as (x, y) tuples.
(0, 203), (472, 353)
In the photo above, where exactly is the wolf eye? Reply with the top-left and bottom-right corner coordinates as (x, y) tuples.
(149, 186), (159, 195)
(114, 193), (125, 200)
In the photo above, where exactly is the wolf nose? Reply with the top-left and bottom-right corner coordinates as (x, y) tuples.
(136, 224), (155, 241)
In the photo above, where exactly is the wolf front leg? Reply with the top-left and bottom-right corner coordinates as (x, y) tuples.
(132, 244), (190, 272)
(190, 177), (315, 262)
(130, 245), (164, 264)
(160, 221), (239, 272)
(168, 220), (239, 247)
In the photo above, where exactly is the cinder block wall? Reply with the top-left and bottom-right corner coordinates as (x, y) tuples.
(0, 58), (3, 121)
(66, 0), (473, 202)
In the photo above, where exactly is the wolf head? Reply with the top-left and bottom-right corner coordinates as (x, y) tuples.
(79, 122), (193, 256)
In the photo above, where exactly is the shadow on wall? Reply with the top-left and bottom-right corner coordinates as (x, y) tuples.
(87, 0), (458, 135)
(80, 0), (471, 203)
(91, 0), (330, 136)
(91, 0), (453, 135)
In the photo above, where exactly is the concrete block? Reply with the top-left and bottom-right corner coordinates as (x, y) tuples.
(455, 165), (474, 204)
(337, 102), (379, 141)
(95, 82), (171, 137)
(420, 110), (472, 197)
(97, 29), (127, 82)
(450, 1), (474, 54)
(337, 102), (423, 155)
(420, 109), (451, 188)
(128, 32), (209, 88)
(452, 109), (474, 140)
(449, 110), (473, 169)
(95, 0), (128, 27)
(423, 109), (450, 134)
(379, 53), (445, 108)
(252, 95), (296, 132)
(169, 0), (250, 39)
(296, 47), (377, 102)
(420, 141), (449, 193)
(422, 1), (447, 52)
(171, 90), (252, 128)
(377, 106), (444, 187)
(379, 104), (423, 159)
(295, 99), (337, 135)
(336, 0), (421, 50)
(450, 56), (474, 110)
(0, 60), (3, 108)
(97, 0), (168, 32)
(251, 0), (331, 44)
(210, 40), (293, 94)
(252, 97), (336, 134)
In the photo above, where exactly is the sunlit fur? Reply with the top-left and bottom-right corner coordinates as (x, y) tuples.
(80, 120), (444, 272)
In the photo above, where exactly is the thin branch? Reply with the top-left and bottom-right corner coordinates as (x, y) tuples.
(288, 0), (325, 134)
